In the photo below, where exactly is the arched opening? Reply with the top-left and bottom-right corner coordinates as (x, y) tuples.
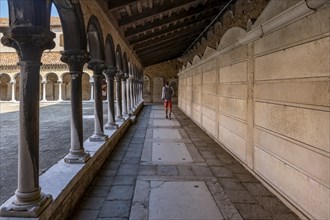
(14, 73), (19, 101)
(46, 72), (59, 101)
(62, 72), (71, 100)
(116, 45), (123, 71)
(105, 34), (116, 68)
(82, 73), (91, 100)
(87, 16), (104, 61)
(0, 73), (11, 101)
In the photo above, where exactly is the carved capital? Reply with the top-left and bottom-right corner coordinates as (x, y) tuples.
(61, 50), (90, 73)
(1, 27), (55, 60)
(116, 70), (124, 79)
(103, 66), (117, 79)
(88, 60), (106, 75)
(122, 73), (129, 80)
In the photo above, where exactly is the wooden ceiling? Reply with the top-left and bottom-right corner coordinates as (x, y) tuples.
(98, 0), (234, 67)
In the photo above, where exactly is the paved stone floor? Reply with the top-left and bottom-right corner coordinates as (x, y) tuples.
(72, 104), (300, 220)
(0, 102), (101, 204)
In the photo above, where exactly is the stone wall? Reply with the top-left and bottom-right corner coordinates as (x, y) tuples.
(143, 60), (181, 102)
(178, 1), (330, 219)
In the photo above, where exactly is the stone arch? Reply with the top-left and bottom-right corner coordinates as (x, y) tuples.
(105, 34), (116, 67)
(202, 47), (216, 59)
(0, 73), (11, 101)
(87, 15), (105, 61)
(218, 26), (247, 50)
(116, 45), (123, 71)
(45, 72), (59, 101)
(192, 55), (201, 65)
(52, 0), (87, 51)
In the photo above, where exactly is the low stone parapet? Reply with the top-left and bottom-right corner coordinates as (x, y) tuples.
(0, 102), (144, 220)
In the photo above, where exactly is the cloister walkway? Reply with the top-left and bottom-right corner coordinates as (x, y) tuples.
(72, 104), (299, 220)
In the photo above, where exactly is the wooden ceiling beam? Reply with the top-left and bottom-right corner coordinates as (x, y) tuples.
(118, 0), (202, 27)
(142, 52), (185, 66)
(124, 4), (221, 37)
(135, 36), (198, 56)
(136, 40), (193, 56)
(129, 20), (208, 45)
(107, 0), (137, 11)
(139, 48), (186, 60)
(133, 30), (200, 51)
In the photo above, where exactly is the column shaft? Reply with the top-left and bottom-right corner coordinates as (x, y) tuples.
(17, 62), (42, 201)
(42, 82), (46, 101)
(89, 82), (94, 101)
(10, 82), (15, 101)
(115, 75), (123, 120)
(122, 78), (127, 116)
(104, 68), (118, 130)
(127, 78), (131, 114)
(61, 51), (90, 163)
(88, 61), (108, 141)
(58, 82), (63, 101)
(131, 80), (135, 109)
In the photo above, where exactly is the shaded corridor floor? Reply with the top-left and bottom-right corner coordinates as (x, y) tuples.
(72, 104), (299, 220)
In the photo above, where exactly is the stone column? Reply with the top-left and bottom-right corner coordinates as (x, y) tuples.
(89, 80), (94, 102)
(57, 81), (63, 101)
(121, 73), (128, 117)
(127, 76), (132, 115)
(5, 82), (9, 101)
(0, 27), (55, 217)
(88, 60), (108, 141)
(115, 71), (124, 121)
(61, 50), (90, 163)
(41, 81), (46, 101)
(135, 80), (139, 107)
(131, 78), (136, 110)
(104, 66), (118, 129)
(138, 81), (141, 103)
(8, 81), (16, 102)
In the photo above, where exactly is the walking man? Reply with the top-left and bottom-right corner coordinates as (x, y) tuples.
(162, 82), (174, 119)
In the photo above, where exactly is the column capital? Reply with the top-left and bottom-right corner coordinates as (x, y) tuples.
(116, 70), (124, 79)
(60, 50), (90, 73)
(122, 73), (129, 80)
(1, 26), (55, 61)
(88, 60), (106, 75)
(103, 66), (117, 79)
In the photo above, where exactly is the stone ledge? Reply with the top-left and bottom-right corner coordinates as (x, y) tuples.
(0, 103), (144, 220)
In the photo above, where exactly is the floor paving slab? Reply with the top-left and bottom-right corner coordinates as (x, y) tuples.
(149, 181), (224, 220)
(71, 104), (299, 220)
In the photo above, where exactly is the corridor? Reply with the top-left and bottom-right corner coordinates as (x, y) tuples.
(72, 104), (299, 220)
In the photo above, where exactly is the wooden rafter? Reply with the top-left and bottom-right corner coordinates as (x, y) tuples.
(118, 0), (202, 27)
(125, 6), (220, 37)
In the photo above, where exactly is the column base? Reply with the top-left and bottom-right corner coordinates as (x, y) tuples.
(130, 115), (136, 124)
(104, 122), (118, 130)
(116, 116), (125, 122)
(0, 193), (52, 217)
(90, 133), (108, 142)
(64, 151), (90, 164)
